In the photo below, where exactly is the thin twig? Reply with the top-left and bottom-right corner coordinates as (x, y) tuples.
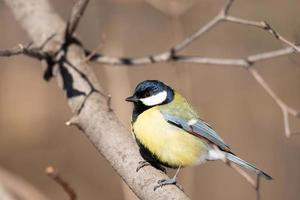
(0, 34), (57, 59)
(39, 33), (57, 50)
(4, 0), (191, 199)
(173, 0), (234, 52)
(225, 161), (258, 189)
(83, 44), (297, 66)
(224, 16), (300, 53)
(67, 0), (90, 37)
(81, 35), (105, 63)
(256, 176), (261, 200)
(0, 44), (28, 57)
(218, 145), (260, 194)
(84, 0), (300, 137)
(87, 0), (235, 65)
(46, 166), (77, 200)
(0, 43), (47, 60)
(107, 94), (113, 112)
(247, 67), (300, 137)
(86, 0), (298, 67)
(1, 0), (299, 138)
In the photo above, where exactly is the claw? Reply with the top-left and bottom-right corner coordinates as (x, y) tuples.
(136, 161), (167, 173)
(136, 161), (150, 172)
(156, 165), (167, 174)
(154, 178), (183, 191)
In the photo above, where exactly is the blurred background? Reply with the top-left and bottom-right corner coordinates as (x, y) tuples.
(1, 0), (300, 199)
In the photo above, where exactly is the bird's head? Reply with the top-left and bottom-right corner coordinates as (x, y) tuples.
(126, 80), (174, 107)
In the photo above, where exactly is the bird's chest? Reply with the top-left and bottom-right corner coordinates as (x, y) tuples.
(132, 108), (207, 167)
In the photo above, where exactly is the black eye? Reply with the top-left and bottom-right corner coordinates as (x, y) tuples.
(143, 91), (151, 98)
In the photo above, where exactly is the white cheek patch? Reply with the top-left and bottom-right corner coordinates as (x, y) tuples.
(140, 91), (167, 106)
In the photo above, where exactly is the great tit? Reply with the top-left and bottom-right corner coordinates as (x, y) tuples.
(126, 80), (272, 190)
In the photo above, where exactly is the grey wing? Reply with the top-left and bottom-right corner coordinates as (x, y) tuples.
(161, 111), (232, 153)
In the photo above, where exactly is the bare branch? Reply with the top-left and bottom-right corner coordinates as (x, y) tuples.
(172, 12), (221, 52)
(0, 43), (48, 60)
(0, 33), (56, 61)
(88, 0), (236, 64)
(46, 166), (77, 200)
(177, 45), (296, 66)
(84, 0), (300, 137)
(256, 176), (261, 200)
(2, 0), (298, 197)
(225, 159), (262, 200)
(223, 0), (234, 15)
(86, 0), (298, 68)
(0, 166), (49, 200)
(225, 161), (257, 188)
(107, 94), (113, 112)
(224, 16), (300, 53)
(85, 45), (297, 67)
(4, 0), (190, 199)
(222, 17), (300, 137)
(67, 0), (90, 37)
(247, 47), (294, 63)
(220, 143), (261, 196)
(91, 60), (299, 139)
(173, 0), (234, 52)
(0, 44), (28, 57)
(248, 67), (300, 137)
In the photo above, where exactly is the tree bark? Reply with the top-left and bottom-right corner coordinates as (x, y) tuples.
(4, 0), (190, 199)
(0, 167), (48, 200)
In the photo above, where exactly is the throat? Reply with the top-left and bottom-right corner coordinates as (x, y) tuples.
(132, 103), (151, 122)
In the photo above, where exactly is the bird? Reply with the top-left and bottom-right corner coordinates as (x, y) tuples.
(125, 80), (272, 190)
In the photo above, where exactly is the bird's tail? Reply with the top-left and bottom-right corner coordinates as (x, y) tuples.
(225, 153), (273, 180)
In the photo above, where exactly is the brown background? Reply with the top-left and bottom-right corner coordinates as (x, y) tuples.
(1, 0), (300, 199)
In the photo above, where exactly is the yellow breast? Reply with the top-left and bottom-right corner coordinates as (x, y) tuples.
(133, 107), (207, 167)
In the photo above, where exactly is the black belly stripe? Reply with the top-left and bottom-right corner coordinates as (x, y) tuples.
(134, 133), (178, 169)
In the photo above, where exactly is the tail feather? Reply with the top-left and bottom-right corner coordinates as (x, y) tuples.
(226, 153), (273, 180)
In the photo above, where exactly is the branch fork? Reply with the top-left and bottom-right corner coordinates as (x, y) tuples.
(2, 0), (300, 199)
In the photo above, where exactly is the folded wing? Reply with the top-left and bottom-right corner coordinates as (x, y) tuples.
(161, 111), (232, 153)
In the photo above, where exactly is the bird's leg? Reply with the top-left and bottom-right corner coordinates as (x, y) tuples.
(154, 166), (183, 191)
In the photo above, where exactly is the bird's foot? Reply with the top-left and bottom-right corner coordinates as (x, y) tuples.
(136, 161), (151, 172)
(153, 178), (183, 191)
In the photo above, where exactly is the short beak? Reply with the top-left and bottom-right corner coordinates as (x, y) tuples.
(125, 95), (139, 102)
